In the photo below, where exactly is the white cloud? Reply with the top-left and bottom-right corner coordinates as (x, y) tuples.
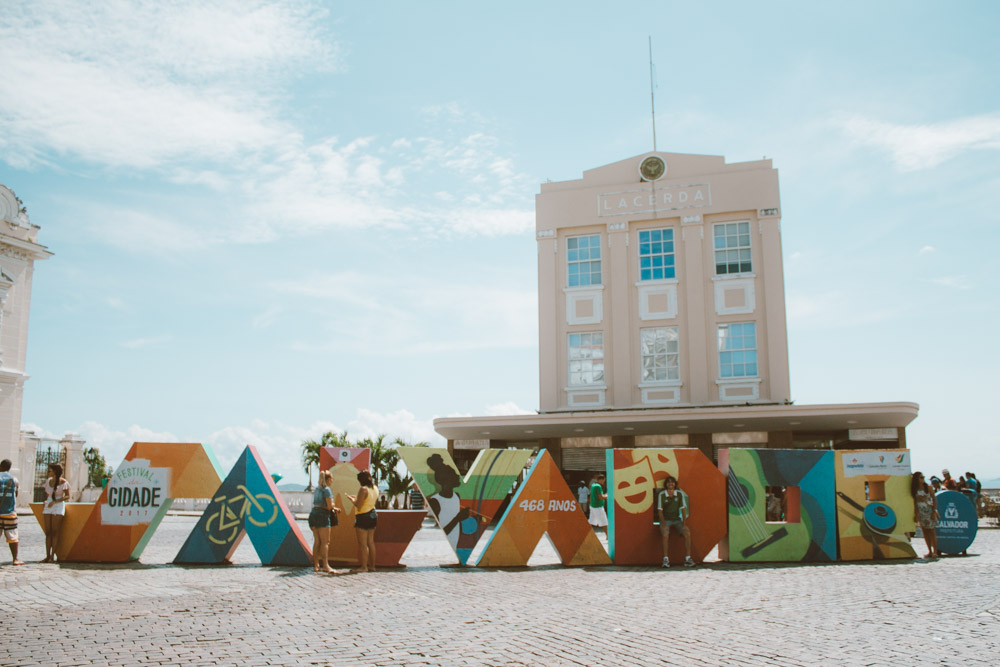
(346, 409), (443, 446)
(0, 0), (332, 170)
(1, 1), (535, 245)
(271, 271), (537, 354)
(836, 113), (1000, 171)
(120, 334), (173, 349)
(105, 297), (126, 309)
(928, 276), (972, 290)
(483, 402), (535, 416)
(918, 245), (936, 255)
(72, 421), (182, 471)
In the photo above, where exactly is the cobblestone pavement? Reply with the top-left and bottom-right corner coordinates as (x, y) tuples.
(0, 515), (997, 666)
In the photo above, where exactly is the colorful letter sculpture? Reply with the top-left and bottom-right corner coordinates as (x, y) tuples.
(31, 442), (222, 563)
(318, 446), (425, 567)
(719, 448), (837, 563)
(477, 450), (612, 567)
(400, 446), (532, 564)
(174, 446), (311, 566)
(835, 450), (916, 560)
(607, 448), (726, 565)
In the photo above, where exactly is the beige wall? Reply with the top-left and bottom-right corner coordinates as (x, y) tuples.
(536, 152), (790, 413)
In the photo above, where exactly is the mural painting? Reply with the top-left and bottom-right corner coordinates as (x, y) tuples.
(835, 450), (916, 560)
(31, 442), (222, 563)
(477, 450), (612, 567)
(719, 448), (837, 563)
(317, 446), (424, 567)
(399, 447), (532, 565)
(607, 448), (726, 565)
(174, 446), (311, 566)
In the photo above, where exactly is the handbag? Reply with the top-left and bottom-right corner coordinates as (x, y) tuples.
(329, 507), (339, 527)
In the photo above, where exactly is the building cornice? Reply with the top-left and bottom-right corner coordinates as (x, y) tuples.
(434, 401), (919, 441)
(0, 234), (53, 261)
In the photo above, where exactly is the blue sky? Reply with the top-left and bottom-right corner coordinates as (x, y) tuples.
(2, 1), (998, 484)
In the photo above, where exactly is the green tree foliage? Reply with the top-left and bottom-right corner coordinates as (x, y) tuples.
(300, 431), (428, 508)
(82, 447), (112, 487)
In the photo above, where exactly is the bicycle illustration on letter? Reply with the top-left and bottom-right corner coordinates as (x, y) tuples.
(205, 485), (280, 545)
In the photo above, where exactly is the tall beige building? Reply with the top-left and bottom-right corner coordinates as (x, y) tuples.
(0, 185), (53, 479)
(436, 152), (916, 471)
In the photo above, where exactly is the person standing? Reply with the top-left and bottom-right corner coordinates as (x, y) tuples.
(408, 482), (425, 511)
(941, 469), (957, 491)
(588, 474), (608, 532)
(347, 470), (378, 573)
(911, 472), (939, 559)
(43, 463), (70, 563)
(576, 480), (590, 516)
(308, 470), (338, 573)
(657, 475), (694, 568)
(0, 459), (24, 565)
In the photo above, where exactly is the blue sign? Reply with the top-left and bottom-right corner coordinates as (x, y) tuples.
(935, 491), (977, 555)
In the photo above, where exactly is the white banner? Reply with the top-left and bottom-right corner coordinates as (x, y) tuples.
(841, 451), (910, 478)
(100, 458), (171, 525)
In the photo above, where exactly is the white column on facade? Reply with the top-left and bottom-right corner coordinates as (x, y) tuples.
(682, 223), (710, 403)
(537, 234), (558, 412)
(607, 225), (632, 407)
(759, 216), (790, 401)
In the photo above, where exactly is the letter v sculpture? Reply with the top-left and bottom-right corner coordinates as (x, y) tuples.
(399, 446), (531, 565)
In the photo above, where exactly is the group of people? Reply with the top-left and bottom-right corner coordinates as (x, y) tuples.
(577, 473), (695, 568)
(929, 469), (982, 504)
(0, 459), (71, 565)
(305, 469), (380, 574)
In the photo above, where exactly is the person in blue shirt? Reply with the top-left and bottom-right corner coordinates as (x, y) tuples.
(0, 459), (24, 565)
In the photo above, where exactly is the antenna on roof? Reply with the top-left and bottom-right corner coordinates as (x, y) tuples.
(649, 36), (657, 152)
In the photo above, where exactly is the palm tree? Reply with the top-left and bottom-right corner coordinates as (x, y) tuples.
(387, 437), (428, 509)
(300, 439), (321, 491)
(301, 431), (352, 491)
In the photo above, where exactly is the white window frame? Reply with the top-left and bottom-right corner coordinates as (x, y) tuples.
(637, 227), (676, 282)
(638, 327), (680, 385)
(713, 221), (753, 276)
(567, 331), (605, 387)
(566, 234), (602, 288)
(717, 322), (758, 379)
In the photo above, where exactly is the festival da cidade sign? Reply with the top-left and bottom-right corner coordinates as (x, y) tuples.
(100, 458), (171, 525)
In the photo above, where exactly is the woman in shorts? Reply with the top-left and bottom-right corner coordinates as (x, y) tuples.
(309, 470), (338, 573)
(43, 463), (70, 563)
(911, 471), (939, 559)
(347, 470), (378, 572)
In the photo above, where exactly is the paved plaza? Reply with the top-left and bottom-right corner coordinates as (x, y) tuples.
(0, 514), (997, 666)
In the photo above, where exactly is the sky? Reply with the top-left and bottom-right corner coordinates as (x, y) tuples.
(2, 1), (998, 485)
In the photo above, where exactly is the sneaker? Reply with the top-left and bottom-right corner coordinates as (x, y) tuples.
(684, 556), (695, 567)
(661, 558), (671, 568)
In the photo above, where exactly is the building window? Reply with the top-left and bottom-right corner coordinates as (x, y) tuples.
(567, 235), (602, 287)
(718, 322), (758, 378)
(640, 327), (679, 382)
(714, 221), (752, 275)
(568, 332), (604, 385)
(638, 228), (675, 281)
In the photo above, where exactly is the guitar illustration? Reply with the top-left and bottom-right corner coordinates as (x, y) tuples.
(727, 471), (789, 558)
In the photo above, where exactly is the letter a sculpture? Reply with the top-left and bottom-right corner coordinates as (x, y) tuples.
(174, 445), (312, 566)
(477, 450), (612, 567)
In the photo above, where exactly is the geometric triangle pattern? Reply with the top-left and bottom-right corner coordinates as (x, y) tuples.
(476, 450), (612, 567)
(173, 446), (312, 566)
(35, 442), (223, 563)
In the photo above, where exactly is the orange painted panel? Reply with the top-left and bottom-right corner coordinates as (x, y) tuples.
(41, 442), (223, 563)
(477, 450), (611, 567)
(608, 448), (727, 565)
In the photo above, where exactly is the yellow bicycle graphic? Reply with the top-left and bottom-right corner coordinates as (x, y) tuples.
(206, 485), (280, 545)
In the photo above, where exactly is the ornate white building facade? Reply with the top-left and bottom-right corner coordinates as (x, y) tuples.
(0, 184), (57, 501)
